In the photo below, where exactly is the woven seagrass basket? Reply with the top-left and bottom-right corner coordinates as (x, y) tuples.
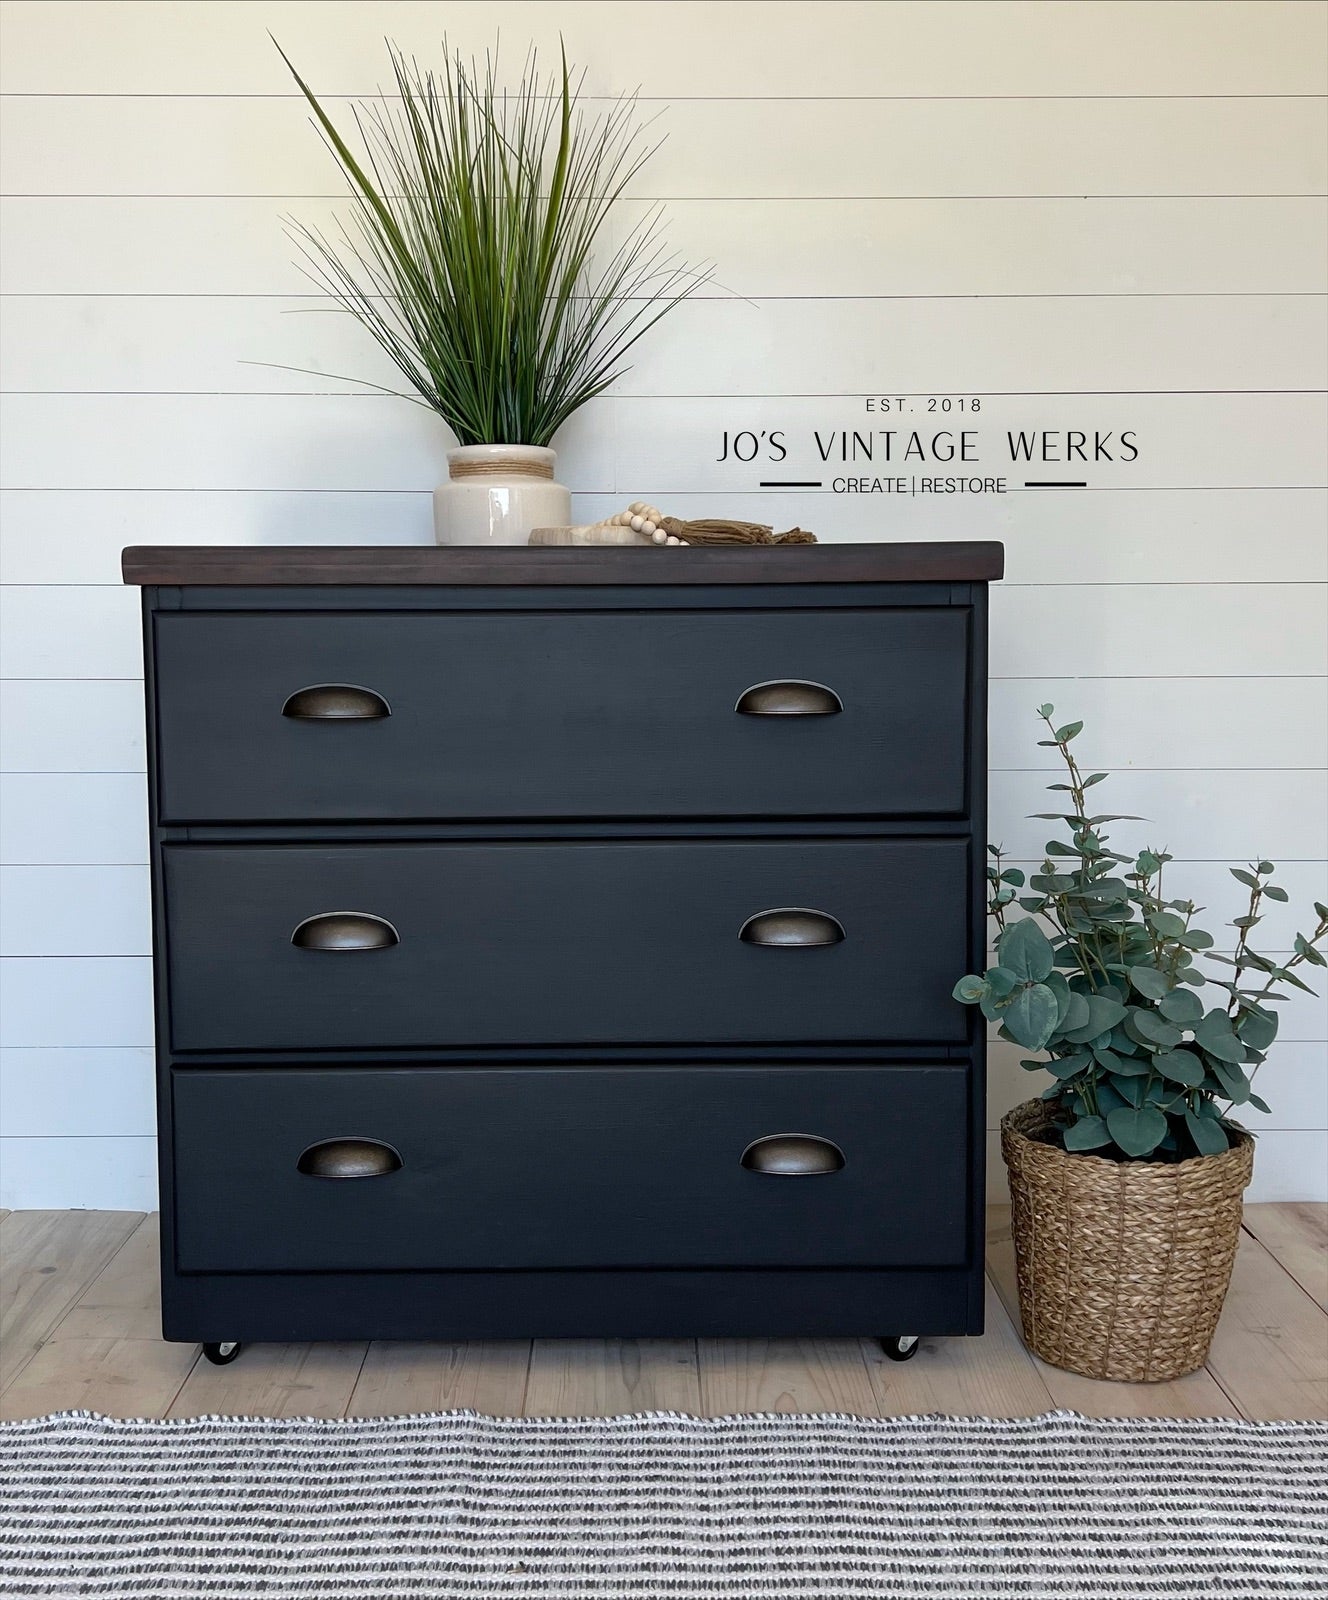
(1001, 1099), (1254, 1383)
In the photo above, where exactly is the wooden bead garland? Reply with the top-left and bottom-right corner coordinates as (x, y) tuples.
(529, 502), (817, 548)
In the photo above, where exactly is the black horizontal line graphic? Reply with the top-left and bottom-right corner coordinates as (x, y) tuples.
(759, 480), (823, 488)
(1024, 480), (1089, 488)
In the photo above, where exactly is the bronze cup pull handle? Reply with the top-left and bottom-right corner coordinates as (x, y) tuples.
(291, 912), (399, 951)
(297, 1138), (402, 1179)
(739, 908), (845, 947)
(741, 1133), (845, 1176)
(735, 680), (842, 716)
(282, 684), (390, 720)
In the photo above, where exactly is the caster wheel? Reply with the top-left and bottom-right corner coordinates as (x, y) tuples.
(881, 1335), (920, 1362)
(202, 1341), (242, 1366)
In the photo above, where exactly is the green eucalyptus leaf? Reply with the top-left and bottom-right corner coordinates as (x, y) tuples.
(1106, 1104), (1168, 1158)
(1046, 1051), (1094, 1080)
(1230, 868), (1259, 889)
(1147, 910), (1188, 938)
(1061, 992), (1091, 1033)
(1152, 1049), (1205, 1087)
(1064, 1116), (1112, 1152)
(1125, 1009), (1184, 1050)
(1158, 988), (1204, 1026)
(1263, 885), (1289, 902)
(1236, 1009), (1279, 1051)
(1112, 1074), (1147, 1107)
(1128, 965), (1171, 1001)
(1061, 994), (1128, 1045)
(1185, 1110), (1230, 1156)
(1210, 1058), (1251, 1104)
(1043, 971), (1073, 1028)
(1247, 1092), (1272, 1115)
(997, 919), (1055, 983)
(952, 975), (987, 1004)
(1194, 1009), (1246, 1064)
(1107, 1025), (1143, 1058)
(978, 966), (1018, 1019)
(1095, 1079), (1127, 1114)
(1004, 983), (1061, 1050)
(1054, 722), (1083, 742)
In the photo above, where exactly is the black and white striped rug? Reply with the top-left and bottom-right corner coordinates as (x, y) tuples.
(2, 1409), (1324, 1597)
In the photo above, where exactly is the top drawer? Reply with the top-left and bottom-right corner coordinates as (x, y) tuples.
(152, 606), (971, 822)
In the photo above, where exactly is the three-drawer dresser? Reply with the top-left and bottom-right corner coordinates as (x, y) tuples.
(123, 541), (1002, 1364)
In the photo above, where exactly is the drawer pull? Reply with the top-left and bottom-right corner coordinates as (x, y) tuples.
(735, 679), (842, 716)
(297, 1137), (402, 1179)
(282, 684), (391, 720)
(739, 907), (845, 947)
(742, 1133), (845, 1176)
(291, 911), (399, 951)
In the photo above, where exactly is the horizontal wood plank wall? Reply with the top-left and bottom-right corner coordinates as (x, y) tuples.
(1, 0), (1325, 1206)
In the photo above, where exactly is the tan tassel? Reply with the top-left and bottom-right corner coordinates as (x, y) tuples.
(659, 517), (773, 545)
(658, 517), (817, 546)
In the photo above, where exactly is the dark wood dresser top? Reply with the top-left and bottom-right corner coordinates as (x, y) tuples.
(121, 542), (1004, 587)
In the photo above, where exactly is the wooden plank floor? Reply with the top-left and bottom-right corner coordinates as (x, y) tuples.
(2, 1206), (1324, 1422)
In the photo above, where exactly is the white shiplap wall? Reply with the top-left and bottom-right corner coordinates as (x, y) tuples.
(1, 0), (1325, 1208)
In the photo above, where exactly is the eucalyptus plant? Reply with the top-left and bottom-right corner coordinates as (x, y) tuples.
(277, 38), (707, 444)
(955, 708), (1327, 1161)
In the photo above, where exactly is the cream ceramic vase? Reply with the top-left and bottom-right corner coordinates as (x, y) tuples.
(433, 444), (571, 546)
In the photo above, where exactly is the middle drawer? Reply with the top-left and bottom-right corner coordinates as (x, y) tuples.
(162, 837), (969, 1052)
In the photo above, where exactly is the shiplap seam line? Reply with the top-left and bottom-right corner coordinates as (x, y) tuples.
(5, 585), (1324, 592)
(5, 676), (1327, 685)
(3, 388), (1326, 397)
(4, 486), (1328, 495)
(7, 192), (1326, 201)
(5, 292), (1327, 302)
(5, 771), (1324, 777)
(3, 93), (1325, 101)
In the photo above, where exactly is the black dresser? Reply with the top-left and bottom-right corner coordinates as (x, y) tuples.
(124, 542), (1002, 1363)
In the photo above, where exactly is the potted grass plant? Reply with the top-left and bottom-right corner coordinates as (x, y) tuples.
(278, 39), (707, 544)
(955, 707), (1327, 1382)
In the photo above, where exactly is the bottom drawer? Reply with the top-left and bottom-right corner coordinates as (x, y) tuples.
(171, 1064), (971, 1274)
